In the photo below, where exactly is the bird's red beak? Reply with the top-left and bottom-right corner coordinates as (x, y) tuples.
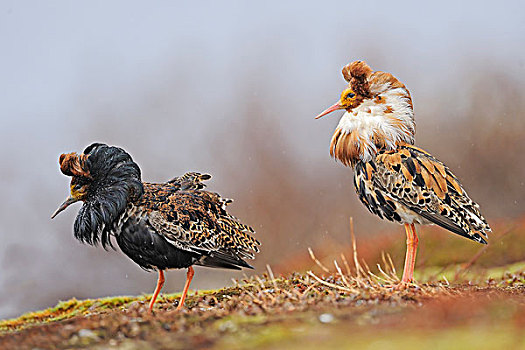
(315, 101), (343, 119)
(51, 196), (79, 219)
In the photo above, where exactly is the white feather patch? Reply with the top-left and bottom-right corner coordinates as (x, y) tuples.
(336, 86), (415, 163)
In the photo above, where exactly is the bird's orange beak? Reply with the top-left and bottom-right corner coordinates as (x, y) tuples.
(51, 196), (79, 219)
(315, 101), (343, 119)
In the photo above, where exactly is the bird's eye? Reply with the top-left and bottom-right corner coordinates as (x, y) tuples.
(74, 184), (83, 191)
(346, 92), (355, 99)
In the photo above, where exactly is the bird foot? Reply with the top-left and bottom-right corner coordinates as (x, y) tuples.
(174, 298), (188, 311)
(383, 281), (417, 291)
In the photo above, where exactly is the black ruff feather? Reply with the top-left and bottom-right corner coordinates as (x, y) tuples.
(73, 143), (144, 249)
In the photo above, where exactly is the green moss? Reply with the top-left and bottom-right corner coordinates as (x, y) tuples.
(0, 295), (147, 333)
(0, 286), (240, 333)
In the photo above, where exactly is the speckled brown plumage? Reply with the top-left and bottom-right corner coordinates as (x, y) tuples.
(354, 144), (490, 243)
(317, 61), (491, 284)
(136, 182), (259, 263)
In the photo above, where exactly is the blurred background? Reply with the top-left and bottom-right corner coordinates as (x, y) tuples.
(1, 1), (524, 319)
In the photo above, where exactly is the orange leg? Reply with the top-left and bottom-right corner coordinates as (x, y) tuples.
(148, 270), (165, 311)
(176, 266), (195, 311)
(401, 223), (419, 283)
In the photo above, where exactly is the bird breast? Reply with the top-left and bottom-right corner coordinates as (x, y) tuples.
(330, 88), (415, 167)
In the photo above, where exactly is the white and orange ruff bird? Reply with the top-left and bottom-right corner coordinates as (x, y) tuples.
(316, 61), (491, 284)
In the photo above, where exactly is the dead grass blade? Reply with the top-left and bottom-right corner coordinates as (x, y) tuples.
(308, 247), (330, 273)
(306, 271), (355, 293)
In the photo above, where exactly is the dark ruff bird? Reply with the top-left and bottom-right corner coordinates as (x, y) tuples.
(52, 143), (259, 311)
(316, 61), (491, 285)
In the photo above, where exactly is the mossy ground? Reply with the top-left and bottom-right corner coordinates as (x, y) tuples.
(2, 220), (525, 349)
(1, 263), (524, 349)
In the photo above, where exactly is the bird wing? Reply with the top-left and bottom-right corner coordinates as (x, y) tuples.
(139, 183), (259, 269)
(358, 144), (490, 243)
(167, 172), (212, 190)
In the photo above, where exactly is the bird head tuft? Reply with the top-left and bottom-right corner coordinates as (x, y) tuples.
(59, 152), (92, 178)
(342, 61), (374, 98)
(342, 60), (373, 82)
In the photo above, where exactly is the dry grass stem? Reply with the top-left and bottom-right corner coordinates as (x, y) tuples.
(266, 264), (279, 290)
(306, 271), (354, 293)
(301, 217), (456, 300)
(341, 253), (352, 275)
(308, 247), (330, 273)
